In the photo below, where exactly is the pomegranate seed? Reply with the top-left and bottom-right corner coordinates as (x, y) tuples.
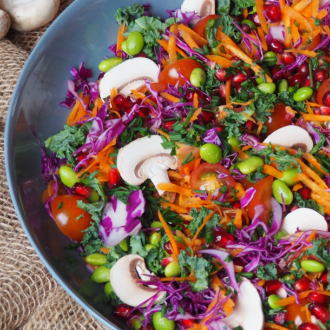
(233, 258), (245, 267)
(215, 69), (229, 82)
(308, 292), (329, 306)
(320, 106), (330, 115)
(200, 110), (213, 124)
(72, 183), (92, 198)
(217, 125), (225, 132)
(108, 168), (121, 189)
(272, 66), (283, 81)
(251, 13), (261, 26)
(294, 278), (311, 293)
(178, 320), (194, 328)
(136, 52), (147, 58)
(308, 303), (330, 322)
(265, 280), (282, 295)
(137, 108), (149, 118)
(186, 92), (194, 101)
(212, 228), (234, 247)
(161, 257), (173, 267)
(273, 312), (286, 325)
(314, 107), (321, 115)
(288, 74), (306, 87)
(231, 56), (241, 62)
(283, 69), (296, 79)
(113, 304), (133, 319)
(265, 4), (282, 22)
(281, 52), (296, 65)
(76, 153), (89, 169)
(323, 91), (330, 107)
(113, 94), (128, 108)
(245, 120), (255, 131)
(299, 187), (311, 200)
(270, 40), (285, 54)
(241, 23), (251, 33)
(298, 63), (309, 76)
(164, 241), (173, 254)
(298, 323), (320, 330)
(164, 120), (176, 131)
(233, 202), (241, 209)
(314, 69), (328, 83)
(291, 205), (299, 212)
(320, 272), (328, 284)
(232, 71), (247, 86)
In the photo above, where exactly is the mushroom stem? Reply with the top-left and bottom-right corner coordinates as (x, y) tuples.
(144, 163), (172, 195)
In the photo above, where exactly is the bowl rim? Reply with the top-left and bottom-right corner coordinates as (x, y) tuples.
(4, 1), (120, 328)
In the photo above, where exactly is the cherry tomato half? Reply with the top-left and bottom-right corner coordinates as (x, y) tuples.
(264, 102), (293, 135)
(42, 179), (66, 203)
(316, 78), (330, 106)
(193, 14), (220, 38)
(190, 163), (236, 196)
(51, 195), (93, 242)
(246, 176), (273, 224)
(159, 59), (204, 87)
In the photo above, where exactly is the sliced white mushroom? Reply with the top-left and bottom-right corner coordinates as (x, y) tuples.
(110, 254), (165, 307)
(281, 207), (328, 234)
(99, 58), (160, 100)
(276, 287), (287, 299)
(120, 79), (146, 97)
(222, 279), (264, 330)
(117, 135), (178, 195)
(0, 0), (60, 31)
(181, 0), (215, 17)
(263, 126), (313, 153)
(0, 9), (10, 40)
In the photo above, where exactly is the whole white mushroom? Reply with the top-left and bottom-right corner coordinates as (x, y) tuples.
(0, 9), (10, 40)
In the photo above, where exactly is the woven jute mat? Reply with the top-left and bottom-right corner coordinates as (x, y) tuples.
(0, 1), (109, 329)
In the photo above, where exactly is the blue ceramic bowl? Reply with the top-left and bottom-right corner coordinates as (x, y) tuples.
(5, 0), (181, 328)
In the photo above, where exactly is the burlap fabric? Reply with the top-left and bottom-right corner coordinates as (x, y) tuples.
(0, 1), (109, 329)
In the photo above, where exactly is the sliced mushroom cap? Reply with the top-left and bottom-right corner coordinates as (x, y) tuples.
(117, 135), (178, 195)
(99, 58), (159, 100)
(222, 279), (264, 330)
(0, 9), (10, 40)
(181, 0), (215, 17)
(281, 207), (328, 235)
(263, 126), (313, 153)
(120, 79), (146, 97)
(110, 254), (165, 307)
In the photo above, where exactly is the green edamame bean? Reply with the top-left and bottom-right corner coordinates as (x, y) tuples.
(228, 136), (240, 148)
(255, 77), (263, 85)
(280, 168), (298, 187)
(282, 273), (292, 281)
(152, 312), (175, 330)
(257, 82), (276, 94)
(301, 260), (325, 273)
(126, 32), (145, 56)
(59, 166), (81, 188)
(134, 317), (145, 330)
(164, 261), (181, 277)
(122, 41), (128, 54)
(151, 221), (163, 228)
(293, 87), (313, 102)
(104, 281), (113, 295)
(279, 79), (288, 93)
(264, 51), (277, 59)
(237, 156), (264, 174)
(274, 229), (288, 240)
(200, 143), (223, 164)
(190, 68), (206, 87)
(288, 86), (294, 93)
(98, 57), (123, 72)
(241, 19), (256, 29)
(145, 244), (157, 251)
(272, 180), (293, 205)
(119, 238), (129, 252)
(91, 265), (110, 283)
(150, 232), (162, 246)
(268, 294), (284, 309)
(88, 189), (100, 203)
(86, 253), (107, 266)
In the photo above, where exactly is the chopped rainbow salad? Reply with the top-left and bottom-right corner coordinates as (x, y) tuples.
(37, 1), (330, 330)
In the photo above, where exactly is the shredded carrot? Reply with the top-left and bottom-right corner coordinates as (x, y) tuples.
(234, 183), (246, 200)
(303, 153), (328, 175)
(205, 55), (232, 68)
(66, 98), (81, 126)
(317, 8), (328, 19)
(154, 128), (170, 141)
(257, 122), (264, 135)
(160, 92), (181, 103)
(287, 48), (317, 57)
(281, 5), (313, 32)
(180, 30), (200, 50)
(216, 30), (241, 49)
(262, 165), (284, 179)
(291, 20), (301, 45)
(293, 0), (312, 12)
(257, 279), (266, 287)
(156, 39), (188, 58)
(160, 276), (197, 282)
(233, 209), (243, 229)
(275, 291), (312, 306)
(257, 27), (268, 51)
(265, 323), (291, 330)
(242, 145), (252, 151)
(100, 247), (110, 254)
(317, 290), (330, 296)
(158, 210), (179, 260)
(301, 2), (313, 17)
(193, 93), (198, 108)
(116, 23), (127, 52)
(295, 158), (327, 188)
(306, 230), (317, 243)
(157, 183), (193, 196)
(296, 173), (330, 202)
(189, 108), (202, 123)
(67, 93), (90, 126)
(256, 0), (269, 33)
(232, 146), (250, 160)
(221, 43), (272, 82)
(311, 0), (319, 17)
(225, 80), (231, 105)
(301, 26), (322, 43)
(169, 24), (178, 64)
(310, 192), (330, 215)
(191, 211), (216, 246)
(292, 183), (303, 191)
(283, 13), (292, 48)
(242, 8), (248, 18)
(161, 202), (188, 214)
(187, 324), (208, 330)
(178, 24), (208, 47)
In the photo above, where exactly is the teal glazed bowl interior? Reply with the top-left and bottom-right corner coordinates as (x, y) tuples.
(5, 0), (182, 328)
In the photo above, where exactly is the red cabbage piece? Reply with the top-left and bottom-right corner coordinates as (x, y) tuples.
(166, 9), (201, 25)
(240, 187), (256, 208)
(99, 190), (145, 247)
(305, 122), (321, 144)
(203, 128), (222, 146)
